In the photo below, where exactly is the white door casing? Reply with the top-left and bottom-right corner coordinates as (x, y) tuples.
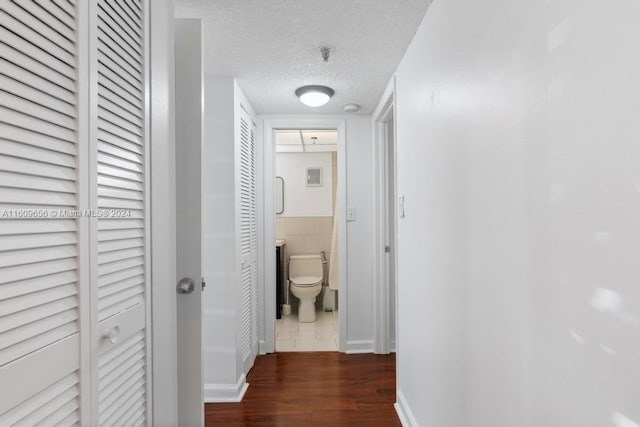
(372, 79), (397, 355)
(259, 118), (347, 354)
(0, 1), (153, 425)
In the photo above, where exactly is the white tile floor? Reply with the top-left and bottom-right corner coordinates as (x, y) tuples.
(275, 310), (338, 352)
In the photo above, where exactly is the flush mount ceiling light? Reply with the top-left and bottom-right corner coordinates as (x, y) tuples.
(295, 85), (335, 107)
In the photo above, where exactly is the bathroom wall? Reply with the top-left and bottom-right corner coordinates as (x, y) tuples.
(276, 152), (333, 217)
(393, 0), (640, 426)
(276, 217), (333, 258)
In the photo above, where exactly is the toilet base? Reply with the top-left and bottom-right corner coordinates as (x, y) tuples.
(297, 298), (317, 323)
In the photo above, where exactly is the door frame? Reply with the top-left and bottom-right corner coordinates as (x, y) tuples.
(372, 79), (398, 354)
(259, 118), (347, 353)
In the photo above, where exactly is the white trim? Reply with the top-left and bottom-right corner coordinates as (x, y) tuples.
(150, 0), (178, 425)
(395, 390), (418, 427)
(345, 340), (375, 354)
(259, 117), (347, 353)
(204, 375), (249, 403)
(372, 78), (397, 354)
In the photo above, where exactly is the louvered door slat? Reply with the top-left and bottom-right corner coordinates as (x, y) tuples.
(97, 20), (141, 70)
(0, 45), (75, 93)
(0, 27), (74, 80)
(0, 75), (76, 118)
(2, 8), (75, 67)
(98, 83), (143, 119)
(0, 106), (76, 143)
(0, 371), (79, 427)
(98, 48), (142, 89)
(98, 163), (142, 183)
(0, 295), (77, 334)
(0, 171), (75, 194)
(34, 0), (75, 30)
(12, 1), (76, 42)
(0, 139), (76, 168)
(99, 94), (143, 129)
(50, 0), (76, 19)
(0, 122), (75, 154)
(3, 2), (74, 53)
(110, 1), (142, 37)
(97, 3), (141, 52)
(98, 331), (146, 426)
(1, 59), (75, 106)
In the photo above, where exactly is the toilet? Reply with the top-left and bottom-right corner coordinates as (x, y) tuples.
(288, 254), (323, 323)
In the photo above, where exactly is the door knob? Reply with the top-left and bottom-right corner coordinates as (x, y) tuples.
(177, 277), (195, 294)
(103, 325), (120, 344)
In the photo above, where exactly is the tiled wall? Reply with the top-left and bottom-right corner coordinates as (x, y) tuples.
(276, 216), (333, 260)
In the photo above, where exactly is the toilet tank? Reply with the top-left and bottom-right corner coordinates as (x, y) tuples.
(289, 254), (323, 279)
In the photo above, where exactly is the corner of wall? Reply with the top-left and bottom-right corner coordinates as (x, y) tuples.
(394, 389), (419, 427)
(204, 374), (249, 403)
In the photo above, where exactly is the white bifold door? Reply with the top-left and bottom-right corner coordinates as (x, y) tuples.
(238, 107), (258, 373)
(0, 1), (152, 425)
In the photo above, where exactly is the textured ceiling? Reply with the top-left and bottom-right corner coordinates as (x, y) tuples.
(174, 0), (431, 114)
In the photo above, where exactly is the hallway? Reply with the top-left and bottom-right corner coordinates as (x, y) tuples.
(205, 353), (400, 426)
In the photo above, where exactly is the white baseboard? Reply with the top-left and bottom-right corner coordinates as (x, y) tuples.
(204, 374), (249, 403)
(395, 389), (418, 427)
(345, 340), (374, 354)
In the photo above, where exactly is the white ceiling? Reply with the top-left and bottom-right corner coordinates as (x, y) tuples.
(276, 130), (337, 152)
(174, 0), (431, 114)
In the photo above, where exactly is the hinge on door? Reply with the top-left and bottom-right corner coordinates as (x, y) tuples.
(201, 277), (206, 292)
(385, 246), (391, 253)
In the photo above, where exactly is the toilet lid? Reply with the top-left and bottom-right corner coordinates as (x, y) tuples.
(290, 275), (322, 286)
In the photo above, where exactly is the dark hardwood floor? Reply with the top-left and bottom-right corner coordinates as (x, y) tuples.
(205, 352), (400, 426)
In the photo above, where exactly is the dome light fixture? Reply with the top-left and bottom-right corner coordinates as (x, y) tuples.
(295, 85), (335, 107)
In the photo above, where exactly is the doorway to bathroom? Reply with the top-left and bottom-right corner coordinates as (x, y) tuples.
(274, 129), (339, 351)
(260, 119), (347, 354)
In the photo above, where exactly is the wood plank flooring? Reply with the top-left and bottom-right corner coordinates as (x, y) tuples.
(205, 352), (400, 426)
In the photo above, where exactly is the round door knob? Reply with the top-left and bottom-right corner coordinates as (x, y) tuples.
(103, 325), (120, 344)
(177, 277), (195, 294)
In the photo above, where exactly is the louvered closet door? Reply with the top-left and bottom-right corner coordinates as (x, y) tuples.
(0, 1), (82, 425)
(93, 0), (150, 426)
(239, 108), (257, 372)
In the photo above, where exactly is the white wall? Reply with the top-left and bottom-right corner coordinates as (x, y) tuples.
(202, 75), (238, 392)
(259, 114), (374, 352)
(394, 0), (640, 426)
(276, 152), (333, 217)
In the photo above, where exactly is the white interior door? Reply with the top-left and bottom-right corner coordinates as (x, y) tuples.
(175, 18), (204, 427)
(239, 108), (258, 373)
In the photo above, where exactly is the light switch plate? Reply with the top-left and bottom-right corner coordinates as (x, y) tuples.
(399, 195), (405, 218)
(346, 207), (356, 222)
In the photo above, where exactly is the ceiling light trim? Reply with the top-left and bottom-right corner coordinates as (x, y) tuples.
(295, 85), (335, 107)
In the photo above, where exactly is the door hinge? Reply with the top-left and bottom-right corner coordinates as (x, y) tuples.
(385, 246), (390, 253)
(201, 277), (206, 291)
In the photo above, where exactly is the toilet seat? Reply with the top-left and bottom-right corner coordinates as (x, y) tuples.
(290, 275), (322, 286)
